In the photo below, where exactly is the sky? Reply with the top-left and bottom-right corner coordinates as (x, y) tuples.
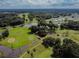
(0, 0), (79, 9)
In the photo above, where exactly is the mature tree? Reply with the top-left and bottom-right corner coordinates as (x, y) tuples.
(28, 13), (34, 22)
(42, 37), (55, 48)
(37, 26), (48, 37)
(37, 29), (47, 37)
(0, 13), (19, 27)
(27, 50), (30, 54)
(29, 24), (48, 37)
(42, 37), (61, 48)
(36, 17), (41, 22)
(10, 17), (24, 26)
(0, 20), (8, 27)
(38, 20), (47, 27)
(48, 21), (58, 33)
(2, 29), (9, 38)
(30, 53), (34, 58)
(0, 34), (2, 41)
(51, 38), (79, 58)
(33, 49), (36, 52)
(60, 20), (79, 30)
(29, 26), (38, 34)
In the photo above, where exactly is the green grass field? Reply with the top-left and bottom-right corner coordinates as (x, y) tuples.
(21, 43), (52, 58)
(0, 27), (37, 49)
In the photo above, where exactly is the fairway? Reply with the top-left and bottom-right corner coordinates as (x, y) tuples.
(0, 27), (37, 49)
(21, 43), (52, 58)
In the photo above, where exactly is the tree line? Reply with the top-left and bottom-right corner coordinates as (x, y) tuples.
(42, 37), (79, 58)
(29, 20), (58, 37)
(60, 20), (79, 30)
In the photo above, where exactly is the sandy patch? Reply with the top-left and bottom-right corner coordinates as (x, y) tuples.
(7, 38), (16, 43)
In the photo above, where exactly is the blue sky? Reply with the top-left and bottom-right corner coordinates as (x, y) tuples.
(0, 0), (79, 9)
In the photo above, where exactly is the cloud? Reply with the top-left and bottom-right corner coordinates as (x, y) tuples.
(0, 0), (79, 9)
(27, 0), (63, 5)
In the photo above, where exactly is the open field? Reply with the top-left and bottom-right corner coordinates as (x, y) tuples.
(21, 44), (52, 58)
(0, 27), (37, 49)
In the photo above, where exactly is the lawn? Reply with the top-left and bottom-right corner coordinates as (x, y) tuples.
(21, 43), (52, 58)
(35, 48), (52, 58)
(56, 29), (79, 43)
(0, 27), (37, 49)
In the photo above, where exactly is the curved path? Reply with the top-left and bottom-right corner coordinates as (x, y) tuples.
(0, 46), (12, 57)
(0, 23), (38, 58)
(0, 39), (40, 58)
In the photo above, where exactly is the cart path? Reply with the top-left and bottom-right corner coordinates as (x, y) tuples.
(0, 39), (41, 58)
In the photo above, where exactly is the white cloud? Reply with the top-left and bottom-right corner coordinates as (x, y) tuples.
(27, 0), (63, 6)
(0, 0), (79, 9)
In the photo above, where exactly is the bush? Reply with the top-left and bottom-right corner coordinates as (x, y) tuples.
(2, 29), (9, 38)
(51, 38), (79, 58)
(29, 26), (38, 34)
(42, 37), (61, 48)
